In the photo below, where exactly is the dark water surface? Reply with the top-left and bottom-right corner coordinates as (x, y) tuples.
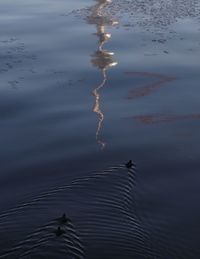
(1, 0), (200, 258)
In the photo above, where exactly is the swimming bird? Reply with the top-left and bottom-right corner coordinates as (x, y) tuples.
(58, 213), (70, 224)
(125, 160), (134, 168)
(54, 226), (65, 237)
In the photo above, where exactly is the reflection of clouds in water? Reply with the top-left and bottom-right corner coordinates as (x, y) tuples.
(132, 113), (200, 124)
(125, 72), (200, 128)
(125, 71), (176, 100)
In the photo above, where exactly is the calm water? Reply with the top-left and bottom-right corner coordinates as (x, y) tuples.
(1, 0), (200, 258)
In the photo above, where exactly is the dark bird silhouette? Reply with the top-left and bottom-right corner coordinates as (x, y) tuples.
(125, 160), (134, 168)
(54, 226), (65, 237)
(57, 213), (70, 224)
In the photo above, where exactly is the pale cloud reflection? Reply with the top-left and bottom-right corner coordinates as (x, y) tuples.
(125, 71), (176, 100)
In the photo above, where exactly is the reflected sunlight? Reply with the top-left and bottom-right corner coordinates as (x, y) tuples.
(87, 0), (118, 150)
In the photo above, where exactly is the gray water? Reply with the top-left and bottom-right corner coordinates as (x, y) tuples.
(0, 0), (200, 258)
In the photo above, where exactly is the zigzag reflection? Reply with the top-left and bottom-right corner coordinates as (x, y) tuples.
(87, 0), (118, 149)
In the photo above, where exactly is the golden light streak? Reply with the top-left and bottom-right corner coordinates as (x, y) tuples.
(88, 0), (118, 150)
(92, 69), (107, 149)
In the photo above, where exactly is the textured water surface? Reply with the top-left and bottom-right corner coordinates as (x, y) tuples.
(1, 0), (200, 258)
